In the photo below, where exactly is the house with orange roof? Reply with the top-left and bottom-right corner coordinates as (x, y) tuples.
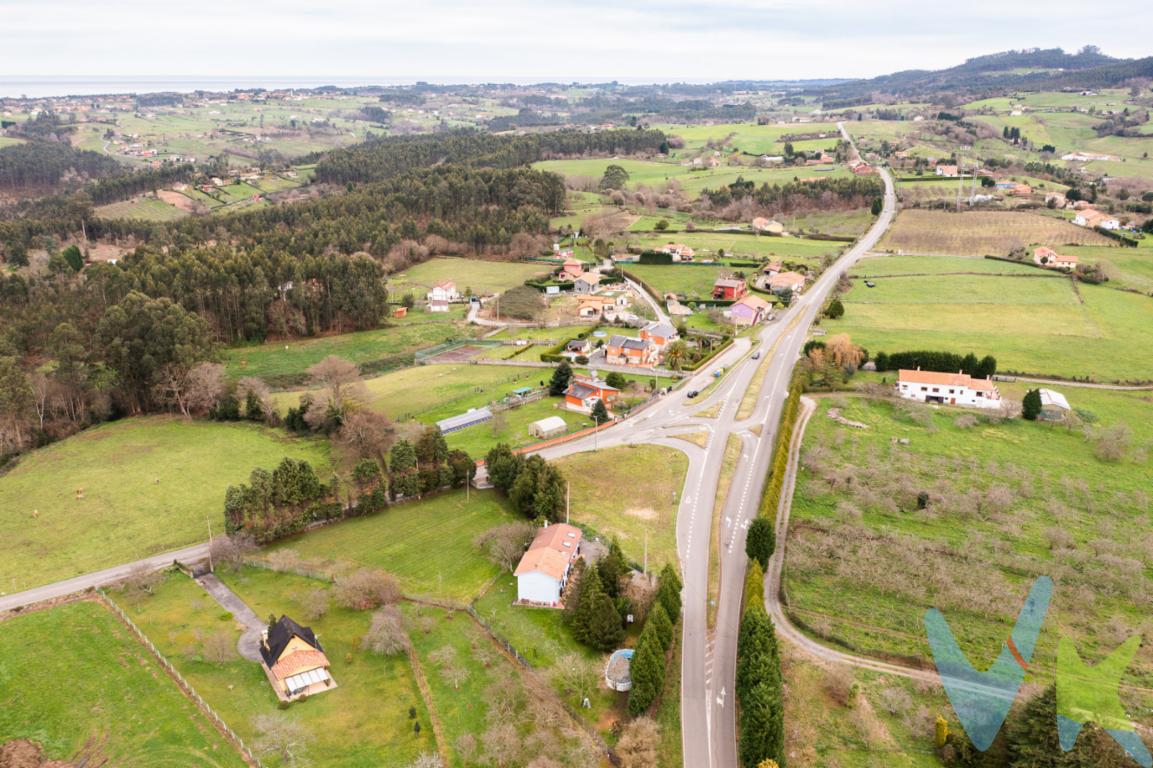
(1033, 246), (1078, 271)
(1073, 208), (1121, 230)
(935, 164), (959, 178)
(515, 523), (584, 606)
(660, 243), (695, 261)
(563, 375), (621, 413)
(559, 257), (584, 280)
(728, 294), (773, 326)
(896, 368), (1001, 409)
(260, 615), (336, 701)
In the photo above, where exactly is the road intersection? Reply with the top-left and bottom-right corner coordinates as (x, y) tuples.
(0, 125), (897, 768)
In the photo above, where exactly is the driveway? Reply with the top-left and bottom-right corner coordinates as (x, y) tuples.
(195, 573), (265, 663)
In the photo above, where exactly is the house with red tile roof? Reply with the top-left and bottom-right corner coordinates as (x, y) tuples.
(260, 615), (335, 702)
(896, 368), (1001, 409)
(515, 523), (584, 606)
(1033, 247), (1078, 271)
(563, 375), (621, 412)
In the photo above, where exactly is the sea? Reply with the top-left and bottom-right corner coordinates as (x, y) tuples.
(0, 76), (443, 98)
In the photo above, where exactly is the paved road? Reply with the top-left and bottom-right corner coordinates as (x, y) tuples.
(536, 124), (898, 768)
(0, 543), (210, 614)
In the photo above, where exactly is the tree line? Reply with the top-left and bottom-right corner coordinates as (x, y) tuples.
(314, 128), (667, 185)
(699, 175), (885, 215)
(0, 141), (122, 191)
(872, 350), (998, 379)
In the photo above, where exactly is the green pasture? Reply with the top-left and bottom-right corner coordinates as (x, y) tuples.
(117, 568), (432, 767)
(827, 267), (1153, 381)
(263, 489), (515, 603)
(0, 417), (329, 593)
(0, 600), (246, 766)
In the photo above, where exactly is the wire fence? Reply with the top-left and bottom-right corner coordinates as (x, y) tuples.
(97, 591), (265, 768)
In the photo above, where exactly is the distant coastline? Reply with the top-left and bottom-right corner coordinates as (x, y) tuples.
(0, 76), (411, 98)
(0, 75), (844, 99)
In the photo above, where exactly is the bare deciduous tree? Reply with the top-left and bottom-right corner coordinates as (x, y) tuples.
(237, 376), (274, 421)
(405, 754), (443, 768)
(339, 409), (394, 460)
(252, 714), (312, 768)
(203, 631), (236, 663)
(475, 522), (535, 572)
(304, 356), (368, 432)
(428, 644), (469, 690)
(362, 605), (409, 656)
(120, 562), (162, 601)
(209, 533), (257, 572)
(334, 568), (400, 610)
(616, 717), (660, 768)
(300, 588), (330, 622)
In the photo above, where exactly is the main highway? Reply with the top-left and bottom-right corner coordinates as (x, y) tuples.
(540, 123), (897, 767)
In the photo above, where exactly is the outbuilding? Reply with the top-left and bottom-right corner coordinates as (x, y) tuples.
(529, 416), (568, 440)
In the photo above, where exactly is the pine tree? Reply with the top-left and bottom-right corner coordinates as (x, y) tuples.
(570, 564), (604, 645)
(1022, 389), (1043, 421)
(655, 563), (682, 622)
(648, 603), (674, 652)
(549, 361), (573, 396)
(585, 585), (625, 651)
(591, 398), (610, 423)
(745, 518), (776, 569)
(598, 539), (627, 598)
(627, 624), (666, 716)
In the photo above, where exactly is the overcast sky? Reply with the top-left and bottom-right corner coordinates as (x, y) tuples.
(2, 0), (1149, 84)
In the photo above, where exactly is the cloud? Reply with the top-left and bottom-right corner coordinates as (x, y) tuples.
(0, 0), (1148, 83)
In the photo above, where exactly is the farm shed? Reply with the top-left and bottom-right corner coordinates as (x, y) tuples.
(436, 406), (493, 434)
(1037, 389), (1071, 421)
(529, 416), (568, 440)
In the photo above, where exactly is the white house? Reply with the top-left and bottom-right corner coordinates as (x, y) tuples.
(1033, 247), (1078, 271)
(427, 280), (460, 311)
(896, 368), (1002, 409)
(1073, 209), (1121, 230)
(515, 523), (584, 606)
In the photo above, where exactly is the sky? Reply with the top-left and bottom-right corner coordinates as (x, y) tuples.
(1, 0), (1150, 85)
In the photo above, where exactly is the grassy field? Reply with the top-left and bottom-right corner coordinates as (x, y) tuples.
(400, 602), (603, 767)
(781, 645), (943, 768)
(0, 417), (330, 593)
(0, 600), (246, 767)
(387, 258), (551, 298)
(651, 122), (842, 156)
(626, 263), (746, 300)
(624, 231), (843, 263)
(94, 195), (192, 221)
(880, 209), (1115, 256)
(554, 444), (688, 570)
(827, 264), (1153, 382)
(785, 392), (1153, 701)
(851, 253), (1044, 277)
(223, 315), (473, 385)
(273, 363), (547, 423)
(117, 568), (434, 768)
(1066, 241), (1153, 294)
(263, 489), (516, 603)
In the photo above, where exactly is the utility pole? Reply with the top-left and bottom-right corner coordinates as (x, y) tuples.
(205, 512), (214, 573)
(566, 481), (570, 524)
